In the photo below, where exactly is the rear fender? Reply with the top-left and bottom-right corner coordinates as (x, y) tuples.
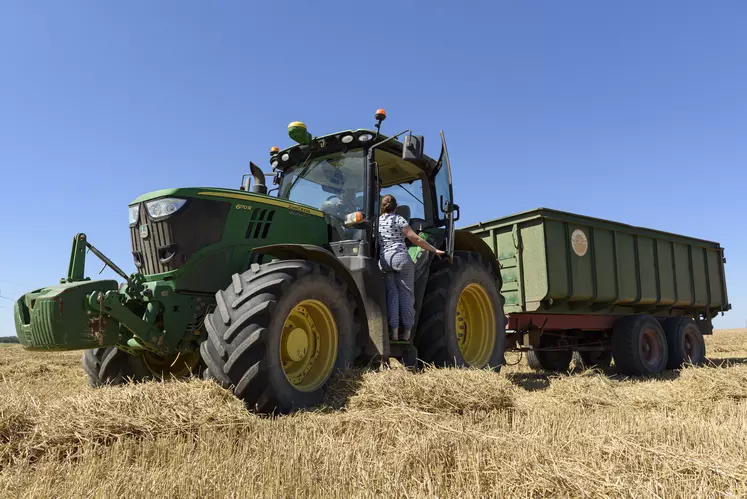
(454, 230), (502, 281)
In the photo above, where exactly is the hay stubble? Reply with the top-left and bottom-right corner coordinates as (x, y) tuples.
(1, 330), (746, 498)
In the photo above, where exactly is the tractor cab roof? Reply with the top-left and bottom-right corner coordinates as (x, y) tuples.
(271, 128), (439, 185)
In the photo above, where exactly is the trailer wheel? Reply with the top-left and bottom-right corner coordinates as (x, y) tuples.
(526, 335), (573, 372)
(572, 350), (613, 370)
(663, 317), (706, 368)
(611, 315), (668, 375)
(414, 251), (505, 370)
(82, 347), (149, 387)
(200, 260), (358, 414)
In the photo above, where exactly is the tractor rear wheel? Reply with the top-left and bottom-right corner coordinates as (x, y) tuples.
(663, 317), (706, 368)
(414, 251), (505, 370)
(611, 315), (668, 375)
(200, 260), (358, 414)
(83, 347), (202, 387)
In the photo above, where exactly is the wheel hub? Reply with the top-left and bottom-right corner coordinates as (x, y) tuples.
(285, 327), (309, 362)
(454, 283), (495, 367)
(279, 300), (338, 392)
(142, 350), (201, 379)
(640, 328), (661, 367)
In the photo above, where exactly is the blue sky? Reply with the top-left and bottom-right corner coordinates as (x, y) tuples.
(1, 1), (745, 330)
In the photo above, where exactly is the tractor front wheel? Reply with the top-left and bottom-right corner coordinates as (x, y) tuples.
(83, 347), (202, 387)
(200, 260), (358, 414)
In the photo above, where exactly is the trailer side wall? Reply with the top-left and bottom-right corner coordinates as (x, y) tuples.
(463, 209), (729, 320)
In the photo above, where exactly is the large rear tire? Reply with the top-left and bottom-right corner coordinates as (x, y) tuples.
(611, 315), (668, 375)
(82, 347), (202, 387)
(663, 317), (706, 368)
(200, 260), (358, 414)
(414, 251), (505, 370)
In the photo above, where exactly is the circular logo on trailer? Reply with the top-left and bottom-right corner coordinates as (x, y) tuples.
(571, 229), (588, 257)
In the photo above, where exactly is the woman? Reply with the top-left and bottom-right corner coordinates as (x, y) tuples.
(377, 194), (445, 342)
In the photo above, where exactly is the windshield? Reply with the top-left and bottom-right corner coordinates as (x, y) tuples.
(278, 150), (366, 236)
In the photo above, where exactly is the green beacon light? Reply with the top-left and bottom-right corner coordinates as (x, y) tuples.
(288, 121), (312, 145)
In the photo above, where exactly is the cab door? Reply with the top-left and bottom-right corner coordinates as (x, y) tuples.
(434, 130), (459, 258)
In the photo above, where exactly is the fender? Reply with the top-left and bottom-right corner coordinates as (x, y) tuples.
(454, 230), (502, 281)
(252, 243), (388, 360)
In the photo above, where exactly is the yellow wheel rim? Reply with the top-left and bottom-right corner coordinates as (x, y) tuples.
(280, 299), (338, 392)
(455, 283), (496, 367)
(143, 351), (201, 379)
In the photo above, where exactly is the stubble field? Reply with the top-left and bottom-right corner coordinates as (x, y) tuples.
(1, 329), (746, 498)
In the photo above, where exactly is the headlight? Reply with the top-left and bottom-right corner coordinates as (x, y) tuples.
(128, 205), (140, 225)
(144, 198), (187, 219)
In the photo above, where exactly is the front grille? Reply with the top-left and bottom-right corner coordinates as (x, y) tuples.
(130, 198), (230, 275)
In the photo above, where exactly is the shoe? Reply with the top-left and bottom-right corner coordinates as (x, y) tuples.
(390, 329), (398, 342)
(401, 329), (411, 342)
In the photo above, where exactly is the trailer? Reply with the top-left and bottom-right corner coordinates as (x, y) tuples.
(463, 208), (730, 375)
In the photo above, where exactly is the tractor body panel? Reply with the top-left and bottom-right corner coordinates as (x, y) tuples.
(15, 189), (331, 354)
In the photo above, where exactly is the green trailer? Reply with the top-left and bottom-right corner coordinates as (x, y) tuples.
(463, 208), (730, 374)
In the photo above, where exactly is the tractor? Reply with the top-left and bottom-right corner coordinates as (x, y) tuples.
(14, 110), (505, 413)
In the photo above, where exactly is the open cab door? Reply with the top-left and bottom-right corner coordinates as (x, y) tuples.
(435, 130), (460, 259)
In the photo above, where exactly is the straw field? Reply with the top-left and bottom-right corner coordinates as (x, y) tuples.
(1, 329), (746, 498)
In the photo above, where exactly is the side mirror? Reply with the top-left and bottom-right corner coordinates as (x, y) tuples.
(402, 134), (424, 161)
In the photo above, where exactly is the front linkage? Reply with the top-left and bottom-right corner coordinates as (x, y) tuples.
(15, 233), (206, 359)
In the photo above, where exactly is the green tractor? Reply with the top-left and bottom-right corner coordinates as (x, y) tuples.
(14, 110), (505, 413)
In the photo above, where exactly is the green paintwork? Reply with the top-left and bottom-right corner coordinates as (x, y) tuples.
(15, 185), (330, 353)
(131, 188), (328, 290)
(462, 208), (729, 318)
(14, 279), (120, 351)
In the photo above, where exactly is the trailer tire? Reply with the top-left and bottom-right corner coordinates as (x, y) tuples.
(664, 317), (706, 368)
(612, 315), (668, 375)
(414, 251), (505, 370)
(200, 260), (358, 414)
(572, 350), (613, 370)
(82, 347), (150, 387)
(526, 335), (573, 372)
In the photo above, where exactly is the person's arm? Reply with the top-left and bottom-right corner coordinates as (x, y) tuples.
(402, 225), (446, 256)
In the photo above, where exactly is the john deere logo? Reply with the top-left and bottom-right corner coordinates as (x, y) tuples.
(571, 229), (588, 257)
(140, 224), (149, 239)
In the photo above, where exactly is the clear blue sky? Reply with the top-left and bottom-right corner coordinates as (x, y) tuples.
(1, 1), (745, 330)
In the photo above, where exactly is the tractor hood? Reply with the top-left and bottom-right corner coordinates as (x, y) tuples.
(128, 187), (327, 281)
(129, 187), (322, 217)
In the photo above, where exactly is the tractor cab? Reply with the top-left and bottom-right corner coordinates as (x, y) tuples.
(258, 111), (458, 266)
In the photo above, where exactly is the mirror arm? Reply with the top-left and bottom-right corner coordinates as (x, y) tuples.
(370, 129), (412, 151)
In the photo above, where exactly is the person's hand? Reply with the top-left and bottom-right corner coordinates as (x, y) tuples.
(434, 249), (446, 258)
